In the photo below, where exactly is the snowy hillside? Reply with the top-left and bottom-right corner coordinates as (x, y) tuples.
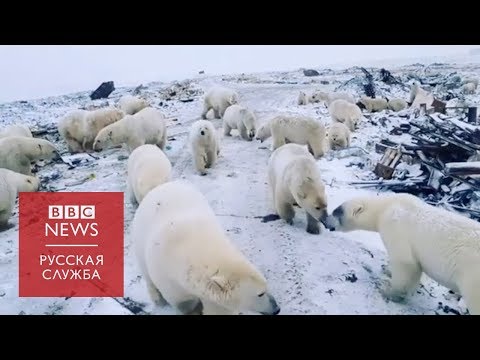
(1, 62), (479, 315)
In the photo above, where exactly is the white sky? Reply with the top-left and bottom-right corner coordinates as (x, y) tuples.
(0, 45), (478, 103)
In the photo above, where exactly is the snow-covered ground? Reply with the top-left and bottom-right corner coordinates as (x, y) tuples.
(1, 62), (479, 315)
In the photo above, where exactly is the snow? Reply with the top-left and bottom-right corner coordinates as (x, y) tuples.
(0, 63), (474, 315)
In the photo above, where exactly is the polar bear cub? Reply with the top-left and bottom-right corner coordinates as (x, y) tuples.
(255, 115), (326, 159)
(189, 120), (220, 175)
(93, 107), (167, 153)
(0, 136), (59, 176)
(131, 180), (281, 315)
(223, 104), (257, 141)
(126, 144), (172, 205)
(327, 122), (351, 150)
(387, 98), (408, 112)
(359, 96), (388, 113)
(268, 143), (328, 234)
(201, 86), (239, 119)
(328, 99), (363, 131)
(317, 91), (356, 106)
(0, 124), (32, 139)
(118, 94), (149, 115)
(0, 168), (40, 229)
(58, 107), (125, 153)
(325, 193), (480, 315)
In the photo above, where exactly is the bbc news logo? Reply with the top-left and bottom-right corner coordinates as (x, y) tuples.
(19, 192), (124, 297)
(49, 205), (96, 220)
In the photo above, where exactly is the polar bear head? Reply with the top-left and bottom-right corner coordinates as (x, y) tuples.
(17, 175), (40, 193)
(206, 267), (280, 315)
(255, 121), (271, 142)
(228, 92), (239, 106)
(34, 139), (61, 161)
(240, 108), (257, 140)
(293, 175), (328, 222)
(325, 196), (383, 232)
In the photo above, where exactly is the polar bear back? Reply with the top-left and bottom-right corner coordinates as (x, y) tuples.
(127, 144), (172, 203)
(0, 124), (32, 139)
(132, 181), (241, 282)
(118, 95), (149, 115)
(377, 194), (480, 291)
(271, 115), (326, 144)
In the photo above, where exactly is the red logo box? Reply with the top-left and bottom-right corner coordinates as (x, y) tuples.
(19, 192), (124, 297)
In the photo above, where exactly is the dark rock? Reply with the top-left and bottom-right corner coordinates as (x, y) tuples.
(90, 81), (115, 100)
(344, 272), (358, 283)
(261, 214), (281, 223)
(303, 69), (320, 77)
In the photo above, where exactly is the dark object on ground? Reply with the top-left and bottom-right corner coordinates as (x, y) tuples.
(199, 70), (205, 74)
(303, 69), (320, 77)
(345, 272), (358, 283)
(379, 68), (401, 85)
(261, 214), (281, 222)
(90, 81), (115, 100)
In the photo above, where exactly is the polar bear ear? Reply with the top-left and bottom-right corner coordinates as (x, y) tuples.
(210, 275), (229, 292)
(352, 204), (364, 217)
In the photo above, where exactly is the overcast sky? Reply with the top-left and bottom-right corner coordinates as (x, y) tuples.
(0, 45), (478, 103)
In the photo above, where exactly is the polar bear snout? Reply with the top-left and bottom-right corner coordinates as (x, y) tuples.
(200, 130), (205, 136)
(259, 293), (281, 315)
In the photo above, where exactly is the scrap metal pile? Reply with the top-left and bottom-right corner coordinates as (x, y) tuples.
(363, 112), (480, 220)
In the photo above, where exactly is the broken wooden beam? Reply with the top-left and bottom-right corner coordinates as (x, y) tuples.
(467, 107), (477, 124)
(374, 146), (402, 180)
(445, 161), (480, 176)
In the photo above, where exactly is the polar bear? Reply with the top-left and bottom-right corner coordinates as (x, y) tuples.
(58, 107), (125, 153)
(359, 96), (388, 113)
(462, 78), (478, 89)
(201, 86), (239, 119)
(328, 99), (362, 131)
(131, 180), (281, 315)
(317, 91), (356, 106)
(268, 143), (328, 234)
(255, 115), (326, 159)
(222, 104), (257, 141)
(387, 98), (408, 112)
(327, 122), (351, 150)
(462, 82), (476, 95)
(0, 136), (59, 176)
(297, 91), (322, 105)
(93, 107), (167, 153)
(324, 193), (480, 315)
(189, 120), (219, 175)
(0, 168), (40, 229)
(118, 94), (149, 115)
(0, 124), (32, 139)
(126, 144), (172, 205)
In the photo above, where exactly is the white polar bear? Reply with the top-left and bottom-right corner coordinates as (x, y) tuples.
(328, 99), (363, 131)
(325, 193), (480, 315)
(117, 94), (149, 115)
(131, 180), (281, 315)
(201, 86), (239, 119)
(255, 115), (326, 159)
(0, 168), (40, 229)
(126, 144), (172, 205)
(462, 78), (478, 89)
(189, 120), (220, 175)
(409, 82), (434, 110)
(359, 96), (388, 113)
(317, 91), (356, 106)
(222, 104), (257, 141)
(58, 107), (125, 153)
(327, 122), (351, 150)
(0, 124), (32, 139)
(268, 143), (328, 234)
(387, 98), (408, 112)
(93, 107), (167, 153)
(297, 91), (322, 105)
(462, 82), (476, 95)
(0, 136), (59, 176)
